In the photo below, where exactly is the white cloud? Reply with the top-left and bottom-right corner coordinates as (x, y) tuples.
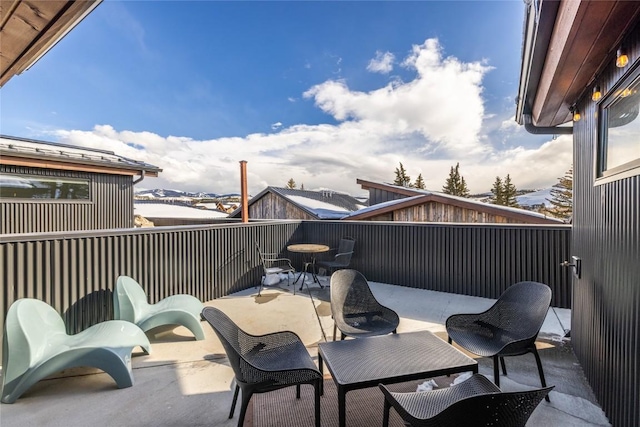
(367, 51), (395, 74)
(271, 122), (283, 130)
(53, 38), (570, 196)
(499, 116), (520, 132)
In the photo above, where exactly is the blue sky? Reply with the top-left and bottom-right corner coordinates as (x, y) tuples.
(1, 0), (572, 195)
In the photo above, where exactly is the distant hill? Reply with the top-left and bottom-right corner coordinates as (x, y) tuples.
(135, 188), (241, 202)
(470, 188), (553, 209)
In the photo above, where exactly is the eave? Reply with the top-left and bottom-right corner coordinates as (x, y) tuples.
(0, 0), (102, 87)
(346, 193), (562, 224)
(517, 0), (640, 127)
(0, 155), (159, 177)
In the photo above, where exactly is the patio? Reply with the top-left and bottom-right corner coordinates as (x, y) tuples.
(0, 277), (609, 426)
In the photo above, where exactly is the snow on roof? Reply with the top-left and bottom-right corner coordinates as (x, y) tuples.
(0, 135), (161, 174)
(285, 195), (356, 219)
(134, 203), (228, 219)
(344, 196), (425, 218)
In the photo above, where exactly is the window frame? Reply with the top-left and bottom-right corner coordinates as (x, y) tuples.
(0, 173), (93, 203)
(596, 62), (640, 185)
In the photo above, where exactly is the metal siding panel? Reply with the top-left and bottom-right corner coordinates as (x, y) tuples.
(571, 27), (640, 426)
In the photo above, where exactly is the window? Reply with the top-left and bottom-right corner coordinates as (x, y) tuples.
(597, 66), (640, 182)
(0, 174), (90, 200)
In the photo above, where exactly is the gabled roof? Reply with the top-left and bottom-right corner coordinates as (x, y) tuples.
(230, 186), (366, 220)
(0, 135), (162, 176)
(1, 0), (102, 87)
(353, 179), (563, 224)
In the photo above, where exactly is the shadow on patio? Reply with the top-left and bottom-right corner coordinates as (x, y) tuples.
(0, 277), (609, 426)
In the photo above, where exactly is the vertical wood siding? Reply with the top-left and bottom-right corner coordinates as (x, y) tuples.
(1, 166), (134, 233)
(249, 192), (316, 219)
(571, 25), (640, 427)
(390, 202), (549, 223)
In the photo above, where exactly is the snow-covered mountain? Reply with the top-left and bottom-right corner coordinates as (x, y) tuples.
(516, 188), (553, 208)
(470, 188), (554, 209)
(135, 188), (220, 199)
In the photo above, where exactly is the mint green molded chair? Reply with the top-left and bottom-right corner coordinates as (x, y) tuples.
(1, 298), (150, 404)
(114, 276), (205, 340)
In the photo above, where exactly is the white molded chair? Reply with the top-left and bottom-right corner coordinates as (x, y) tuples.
(114, 276), (205, 340)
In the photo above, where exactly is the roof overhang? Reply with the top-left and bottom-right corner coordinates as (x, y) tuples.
(0, 135), (162, 177)
(356, 178), (423, 197)
(0, 0), (102, 87)
(346, 193), (562, 224)
(516, 0), (640, 127)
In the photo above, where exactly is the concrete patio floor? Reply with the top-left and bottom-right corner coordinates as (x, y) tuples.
(0, 277), (610, 426)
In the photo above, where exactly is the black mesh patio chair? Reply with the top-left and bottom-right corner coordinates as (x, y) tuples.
(379, 373), (553, 427)
(256, 242), (296, 296)
(330, 269), (400, 340)
(446, 281), (552, 401)
(201, 307), (322, 427)
(317, 236), (356, 276)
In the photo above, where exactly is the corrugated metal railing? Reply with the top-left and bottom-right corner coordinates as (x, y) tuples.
(0, 220), (571, 342)
(302, 221), (572, 307)
(0, 221), (301, 336)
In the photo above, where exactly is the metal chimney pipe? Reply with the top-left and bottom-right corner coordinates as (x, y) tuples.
(239, 160), (248, 223)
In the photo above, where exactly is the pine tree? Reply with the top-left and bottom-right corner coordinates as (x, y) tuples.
(502, 174), (520, 207)
(414, 173), (426, 189)
(286, 178), (296, 189)
(442, 163), (470, 197)
(393, 162), (412, 187)
(545, 166), (573, 219)
(490, 176), (503, 205)
(300, 183), (305, 190)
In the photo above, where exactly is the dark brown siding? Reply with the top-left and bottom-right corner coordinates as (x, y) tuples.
(571, 25), (640, 427)
(1, 166), (134, 233)
(368, 188), (410, 205)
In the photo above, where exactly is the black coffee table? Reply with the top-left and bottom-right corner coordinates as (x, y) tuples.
(318, 330), (478, 427)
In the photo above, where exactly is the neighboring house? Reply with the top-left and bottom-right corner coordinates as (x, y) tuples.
(516, 2), (640, 426)
(353, 179), (561, 224)
(0, 135), (161, 233)
(230, 187), (366, 220)
(1, 0), (103, 86)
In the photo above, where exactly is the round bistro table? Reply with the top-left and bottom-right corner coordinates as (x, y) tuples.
(287, 244), (330, 290)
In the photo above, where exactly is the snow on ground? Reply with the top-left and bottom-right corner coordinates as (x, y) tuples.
(517, 188), (554, 207)
(134, 203), (228, 218)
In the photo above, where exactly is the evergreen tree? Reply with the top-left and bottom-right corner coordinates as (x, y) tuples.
(300, 183), (305, 190)
(545, 166), (573, 219)
(502, 174), (520, 207)
(442, 163), (470, 197)
(490, 176), (503, 205)
(286, 178), (296, 189)
(414, 173), (426, 189)
(393, 162), (412, 187)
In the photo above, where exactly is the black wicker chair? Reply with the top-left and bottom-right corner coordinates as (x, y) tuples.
(330, 269), (400, 341)
(201, 307), (322, 427)
(379, 373), (552, 427)
(256, 242), (296, 296)
(317, 237), (356, 276)
(446, 281), (552, 401)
